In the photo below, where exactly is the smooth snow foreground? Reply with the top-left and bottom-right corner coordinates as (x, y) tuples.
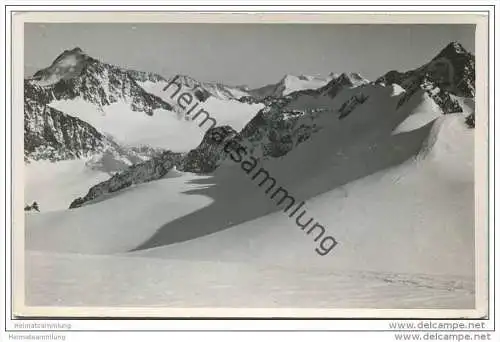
(24, 114), (475, 309)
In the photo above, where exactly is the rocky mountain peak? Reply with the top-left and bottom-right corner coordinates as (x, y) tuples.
(337, 72), (369, 86)
(376, 41), (475, 113)
(26, 47), (173, 117)
(434, 41), (469, 59)
(31, 47), (92, 86)
(336, 73), (355, 87)
(316, 72), (367, 98)
(24, 48), (175, 164)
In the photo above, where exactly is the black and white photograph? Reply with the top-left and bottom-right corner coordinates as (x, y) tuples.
(14, 13), (488, 318)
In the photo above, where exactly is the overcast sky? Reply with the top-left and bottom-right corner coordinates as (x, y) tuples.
(24, 23), (475, 88)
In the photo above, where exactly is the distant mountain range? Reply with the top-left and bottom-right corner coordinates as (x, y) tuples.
(23, 42), (475, 210)
(30, 41), (473, 209)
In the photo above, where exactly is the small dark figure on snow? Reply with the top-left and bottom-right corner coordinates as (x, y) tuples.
(24, 201), (40, 212)
(465, 113), (475, 129)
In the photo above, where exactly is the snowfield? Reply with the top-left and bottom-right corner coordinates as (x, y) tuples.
(26, 173), (214, 254)
(26, 251), (473, 309)
(49, 97), (263, 152)
(25, 111), (475, 309)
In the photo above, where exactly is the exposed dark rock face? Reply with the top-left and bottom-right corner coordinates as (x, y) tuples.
(338, 93), (369, 119)
(431, 41), (475, 97)
(396, 75), (463, 114)
(69, 151), (184, 209)
(126, 69), (168, 83)
(238, 97), (323, 159)
(238, 95), (259, 104)
(179, 126), (240, 174)
(24, 97), (106, 161)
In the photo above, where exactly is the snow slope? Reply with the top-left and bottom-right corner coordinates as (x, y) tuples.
(26, 173), (213, 254)
(49, 99), (207, 152)
(134, 114), (473, 277)
(392, 90), (444, 134)
(25, 103), (474, 309)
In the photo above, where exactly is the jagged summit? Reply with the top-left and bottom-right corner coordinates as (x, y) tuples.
(30, 46), (167, 88)
(336, 72), (369, 87)
(376, 41), (475, 109)
(53, 46), (86, 59)
(48, 46), (87, 66)
(435, 41), (469, 58)
(26, 46), (172, 116)
(31, 47), (91, 86)
(310, 72), (369, 99)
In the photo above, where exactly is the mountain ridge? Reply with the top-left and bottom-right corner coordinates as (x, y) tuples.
(24, 41), (476, 210)
(67, 41), (476, 209)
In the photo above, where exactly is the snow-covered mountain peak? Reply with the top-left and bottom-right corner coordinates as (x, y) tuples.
(249, 73), (335, 100)
(336, 72), (370, 87)
(25, 47), (173, 120)
(312, 72), (368, 99)
(281, 74), (304, 87)
(29, 46), (168, 91)
(51, 46), (87, 62)
(30, 47), (91, 86)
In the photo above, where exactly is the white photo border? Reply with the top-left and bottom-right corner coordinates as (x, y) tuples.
(1, 2), (497, 334)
